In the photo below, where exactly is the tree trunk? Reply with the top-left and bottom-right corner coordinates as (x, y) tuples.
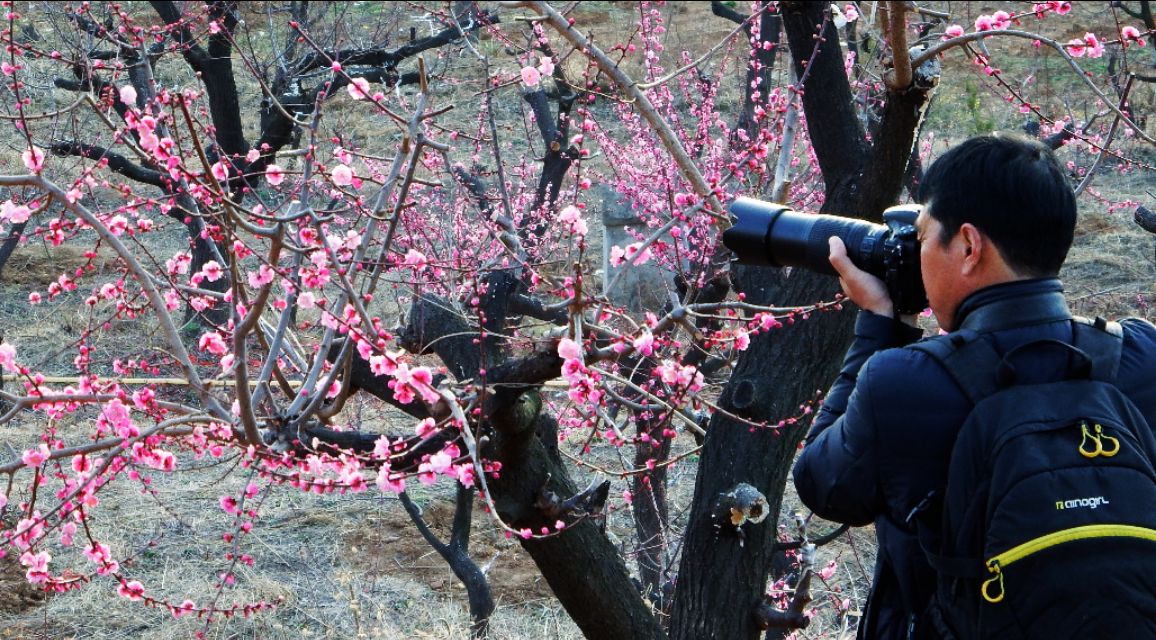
(0, 220), (27, 280)
(669, 3), (932, 637)
(668, 266), (854, 640)
(484, 393), (667, 640)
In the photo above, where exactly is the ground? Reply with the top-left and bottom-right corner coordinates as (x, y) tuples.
(1, 2), (1154, 639)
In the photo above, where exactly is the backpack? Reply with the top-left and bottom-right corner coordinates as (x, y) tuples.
(907, 318), (1156, 640)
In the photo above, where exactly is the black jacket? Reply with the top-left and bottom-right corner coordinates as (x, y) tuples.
(792, 279), (1156, 639)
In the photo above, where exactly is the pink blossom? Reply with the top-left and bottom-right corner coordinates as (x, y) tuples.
(369, 354), (395, 376)
(415, 417), (437, 438)
(22, 444), (50, 467)
(0, 343), (16, 371)
(1082, 32), (1105, 58)
(609, 242), (653, 267)
(298, 291), (317, 309)
(520, 66), (542, 87)
(0, 61), (14, 76)
(117, 580), (146, 601)
(246, 148), (260, 163)
(59, 521), (77, 546)
(173, 600), (197, 619)
(200, 260), (224, 282)
(427, 450), (454, 474)
(632, 331), (656, 356)
(265, 164), (285, 186)
(1121, 26), (1146, 46)
(107, 215), (129, 236)
(974, 15), (994, 32)
(454, 463), (476, 488)
(219, 495), (241, 515)
(372, 435), (392, 459)
(558, 338), (582, 361)
(331, 164), (353, 186)
(537, 56), (555, 76)
(376, 467), (406, 494)
(139, 130), (160, 152)
(22, 146), (45, 172)
(20, 550), (51, 584)
(1, 200), (31, 223)
(166, 251), (190, 273)
(734, 328), (751, 351)
(199, 332), (229, 356)
(404, 249), (427, 268)
(119, 85), (137, 106)
(1067, 32), (1104, 58)
(248, 264), (275, 288)
(991, 11), (1011, 30)
(558, 205), (587, 235)
(211, 161), (230, 181)
(843, 4), (859, 22)
(347, 77), (371, 100)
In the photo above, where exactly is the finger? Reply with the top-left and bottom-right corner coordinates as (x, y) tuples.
(828, 236), (852, 276)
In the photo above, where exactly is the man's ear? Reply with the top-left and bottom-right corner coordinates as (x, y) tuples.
(959, 223), (984, 275)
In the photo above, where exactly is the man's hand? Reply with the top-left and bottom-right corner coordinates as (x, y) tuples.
(828, 236), (895, 318)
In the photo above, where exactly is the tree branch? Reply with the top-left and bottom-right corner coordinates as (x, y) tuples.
(49, 141), (167, 188)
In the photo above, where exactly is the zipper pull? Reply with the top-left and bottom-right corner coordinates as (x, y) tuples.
(982, 560), (1005, 603)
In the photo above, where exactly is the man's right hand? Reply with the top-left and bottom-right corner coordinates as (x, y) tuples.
(828, 236), (895, 318)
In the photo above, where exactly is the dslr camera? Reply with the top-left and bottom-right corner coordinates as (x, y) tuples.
(722, 197), (928, 315)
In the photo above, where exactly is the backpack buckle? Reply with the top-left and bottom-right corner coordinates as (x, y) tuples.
(905, 490), (939, 526)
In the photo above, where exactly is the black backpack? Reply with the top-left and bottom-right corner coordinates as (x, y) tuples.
(907, 318), (1156, 640)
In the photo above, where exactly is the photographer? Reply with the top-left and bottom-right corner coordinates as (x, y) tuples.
(791, 134), (1156, 639)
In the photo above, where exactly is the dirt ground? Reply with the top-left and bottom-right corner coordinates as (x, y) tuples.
(0, 2), (1153, 639)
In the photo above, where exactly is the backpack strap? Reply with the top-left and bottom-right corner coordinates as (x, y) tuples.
(907, 330), (1003, 404)
(1072, 316), (1123, 383)
(908, 317), (1125, 403)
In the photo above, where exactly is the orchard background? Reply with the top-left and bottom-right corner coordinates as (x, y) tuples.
(0, 1), (1152, 638)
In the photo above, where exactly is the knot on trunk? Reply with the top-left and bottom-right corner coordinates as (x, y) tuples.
(712, 482), (768, 546)
(536, 477), (611, 521)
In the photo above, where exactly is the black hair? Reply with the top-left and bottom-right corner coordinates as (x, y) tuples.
(916, 133), (1077, 277)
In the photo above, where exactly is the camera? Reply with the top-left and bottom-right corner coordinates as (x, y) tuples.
(722, 197), (928, 315)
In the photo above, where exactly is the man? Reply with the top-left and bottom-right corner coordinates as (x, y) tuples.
(792, 134), (1156, 639)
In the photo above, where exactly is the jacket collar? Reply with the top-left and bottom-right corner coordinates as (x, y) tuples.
(954, 278), (1071, 333)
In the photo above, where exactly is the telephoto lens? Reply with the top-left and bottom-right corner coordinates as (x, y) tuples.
(722, 197), (890, 276)
(722, 197), (927, 314)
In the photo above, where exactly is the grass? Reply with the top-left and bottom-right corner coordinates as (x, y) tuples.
(1, 2), (1154, 639)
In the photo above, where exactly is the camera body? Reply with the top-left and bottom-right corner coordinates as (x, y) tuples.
(722, 197), (928, 315)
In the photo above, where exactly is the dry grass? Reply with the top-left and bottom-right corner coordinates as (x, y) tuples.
(0, 2), (1154, 639)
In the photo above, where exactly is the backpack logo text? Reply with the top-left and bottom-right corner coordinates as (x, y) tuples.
(1054, 496), (1110, 510)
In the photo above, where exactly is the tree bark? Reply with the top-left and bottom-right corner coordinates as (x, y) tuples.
(668, 3), (932, 638)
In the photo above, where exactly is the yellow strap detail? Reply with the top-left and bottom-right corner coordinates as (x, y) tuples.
(983, 525), (1156, 603)
(1095, 424), (1120, 457)
(1079, 422), (1120, 458)
(981, 563), (1005, 604)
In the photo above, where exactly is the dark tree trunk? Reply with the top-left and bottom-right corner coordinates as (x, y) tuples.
(399, 486), (494, 638)
(737, 2), (783, 137)
(631, 400), (674, 606)
(0, 220), (27, 280)
(484, 398), (666, 640)
(668, 3), (932, 638)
